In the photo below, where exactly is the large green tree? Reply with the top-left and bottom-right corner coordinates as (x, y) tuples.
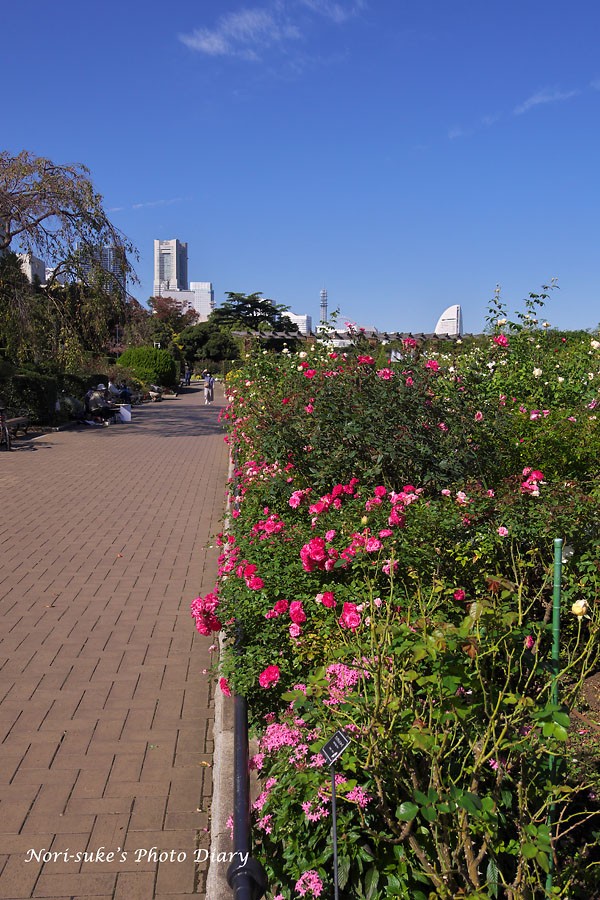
(178, 321), (239, 367)
(210, 292), (298, 332)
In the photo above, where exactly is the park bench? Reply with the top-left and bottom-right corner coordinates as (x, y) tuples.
(6, 415), (30, 437)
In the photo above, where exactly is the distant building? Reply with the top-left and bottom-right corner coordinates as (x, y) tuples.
(434, 304), (463, 336)
(287, 313), (312, 335)
(154, 239), (188, 294)
(160, 282), (214, 322)
(18, 253), (46, 284)
(190, 282), (215, 319)
(73, 242), (127, 298)
(44, 266), (66, 285)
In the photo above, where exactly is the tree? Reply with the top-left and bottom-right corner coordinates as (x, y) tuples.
(0, 150), (137, 289)
(0, 251), (43, 363)
(178, 322), (239, 368)
(147, 295), (198, 333)
(210, 292), (299, 333)
(0, 151), (140, 369)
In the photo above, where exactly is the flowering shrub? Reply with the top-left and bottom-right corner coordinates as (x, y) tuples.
(194, 298), (600, 897)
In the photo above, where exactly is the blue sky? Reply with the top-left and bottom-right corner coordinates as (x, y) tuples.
(4, 0), (600, 332)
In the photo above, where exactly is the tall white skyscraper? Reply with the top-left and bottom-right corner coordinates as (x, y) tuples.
(153, 239), (188, 294)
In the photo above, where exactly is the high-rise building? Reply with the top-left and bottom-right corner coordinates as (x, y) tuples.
(287, 313), (312, 335)
(18, 253), (46, 284)
(154, 239), (188, 294)
(434, 304), (463, 336)
(160, 282), (215, 321)
(74, 242), (127, 298)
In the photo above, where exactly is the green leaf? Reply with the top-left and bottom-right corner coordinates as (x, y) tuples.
(365, 866), (380, 900)
(486, 857), (499, 899)
(553, 711), (570, 729)
(338, 855), (351, 890)
(536, 850), (550, 873)
(396, 801), (419, 821)
(457, 792), (483, 814)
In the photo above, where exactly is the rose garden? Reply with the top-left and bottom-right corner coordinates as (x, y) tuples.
(192, 288), (600, 899)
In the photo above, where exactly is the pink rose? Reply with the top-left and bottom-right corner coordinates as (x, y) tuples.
(259, 665), (281, 688)
(453, 589), (466, 602)
(316, 591), (336, 608)
(246, 575), (265, 591)
(365, 538), (382, 553)
(339, 602), (361, 631)
(289, 601), (306, 624)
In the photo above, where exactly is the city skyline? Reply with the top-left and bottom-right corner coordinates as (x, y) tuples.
(4, 1), (600, 334)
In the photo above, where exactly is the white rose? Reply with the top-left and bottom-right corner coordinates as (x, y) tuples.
(571, 599), (589, 618)
(533, 368), (543, 377)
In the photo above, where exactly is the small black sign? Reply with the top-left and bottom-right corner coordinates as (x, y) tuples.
(321, 729), (351, 767)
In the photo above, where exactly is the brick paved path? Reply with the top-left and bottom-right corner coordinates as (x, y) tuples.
(0, 386), (229, 899)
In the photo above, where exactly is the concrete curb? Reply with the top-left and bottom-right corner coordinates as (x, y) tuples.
(206, 455), (236, 898)
(205, 661), (234, 898)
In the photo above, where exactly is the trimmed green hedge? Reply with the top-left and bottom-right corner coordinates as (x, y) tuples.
(116, 346), (177, 387)
(0, 372), (58, 422)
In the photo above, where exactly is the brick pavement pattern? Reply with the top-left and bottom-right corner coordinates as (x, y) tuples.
(0, 386), (230, 900)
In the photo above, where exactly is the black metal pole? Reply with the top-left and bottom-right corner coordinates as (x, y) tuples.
(331, 765), (339, 900)
(233, 693), (250, 863)
(225, 446), (267, 898)
(226, 693), (268, 899)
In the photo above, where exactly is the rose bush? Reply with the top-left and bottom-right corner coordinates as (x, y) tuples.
(194, 295), (600, 897)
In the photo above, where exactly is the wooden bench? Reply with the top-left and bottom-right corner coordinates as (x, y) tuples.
(6, 416), (30, 437)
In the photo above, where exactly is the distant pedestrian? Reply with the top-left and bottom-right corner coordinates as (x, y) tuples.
(184, 366), (192, 386)
(203, 372), (214, 405)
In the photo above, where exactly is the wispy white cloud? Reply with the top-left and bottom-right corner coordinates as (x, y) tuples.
(108, 197), (185, 213)
(448, 125), (468, 141)
(132, 197), (185, 210)
(513, 87), (579, 116)
(179, 0), (365, 61)
(298, 0), (366, 24)
(180, 7), (301, 60)
(480, 113), (501, 128)
(448, 83), (586, 142)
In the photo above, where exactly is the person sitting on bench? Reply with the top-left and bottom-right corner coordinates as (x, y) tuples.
(85, 384), (118, 424)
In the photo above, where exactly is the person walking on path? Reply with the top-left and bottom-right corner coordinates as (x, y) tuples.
(202, 371), (215, 405)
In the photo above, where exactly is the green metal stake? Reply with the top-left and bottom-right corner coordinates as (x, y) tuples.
(546, 537), (563, 898)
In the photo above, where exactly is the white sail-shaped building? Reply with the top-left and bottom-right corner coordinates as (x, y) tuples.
(434, 304), (463, 336)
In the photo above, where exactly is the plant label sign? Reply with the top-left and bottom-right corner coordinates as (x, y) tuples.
(321, 730), (351, 767)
